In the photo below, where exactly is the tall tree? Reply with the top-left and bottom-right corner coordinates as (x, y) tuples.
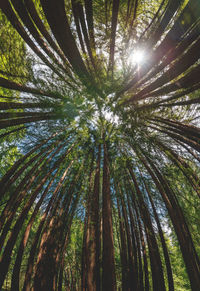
(1, 1), (200, 290)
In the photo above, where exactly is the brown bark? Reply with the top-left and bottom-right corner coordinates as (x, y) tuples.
(22, 173), (70, 291)
(33, 169), (81, 291)
(0, 111), (52, 120)
(87, 145), (101, 291)
(81, 214), (88, 291)
(0, 101), (53, 110)
(153, 118), (200, 140)
(40, 0), (89, 81)
(139, 154), (200, 291)
(0, 147), (52, 241)
(0, 114), (56, 130)
(129, 167), (166, 291)
(130, 187), (148, 291)
(54, 192), (80, 290)
(116, 196), (129, 291)
(24, 0), (68, 66)
(108, 0), (120, 75)
(84, 0), (96, 51)
(57, 208), (75, 291)
(137, 216), (149, 291)
(0, 141), (62, 232)
(102, 141), (116, 291)
(155, 140), (200, 198)
(144, 181), (174, 291)
(10, 0), (66, 73)
(149, 124), (200, 154)
(0, 0), (66, 80)
(0, 135), (53, 199)
(71, 0), (96, 70)
(119, 189), (137, 290)
(0, 147), (70, 289)
(81, 153), (95, 291)
(0, 126), (26, 139)
(126, 197), (140, 290)
(10, 170), (59, 291)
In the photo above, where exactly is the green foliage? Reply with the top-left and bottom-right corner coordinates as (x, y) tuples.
(0, 0), (200, 290)
(0, 11), (28, 83)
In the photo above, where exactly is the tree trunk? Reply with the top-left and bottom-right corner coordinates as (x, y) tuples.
(0, 134), (56, 198)
(140, 154), (200, 291)
(144, 181), (174, 291)
(129, 167), (166, 291)
(116, 196), (129, 291)
(120, 190), (137, 290)
(33, 169), (81, 291)
(102, 141), (116, 291)
(0, 150), (70, 289)
(10, 169), (59, 291)
(127, 196), (140, 290)
(87, 145), (101, 291)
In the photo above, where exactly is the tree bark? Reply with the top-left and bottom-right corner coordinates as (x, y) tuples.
(87, 145), (101, 291)
(102, 141), (116, 291)
(129, 167), (166, 291)
(139, 154), (200, 291)
(144, 181), (174, 291)
(116, 196), (129, 291)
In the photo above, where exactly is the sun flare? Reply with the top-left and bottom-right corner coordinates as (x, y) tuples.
(129, 49), (146, 65)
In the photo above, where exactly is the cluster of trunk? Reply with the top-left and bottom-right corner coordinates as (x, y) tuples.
(1, 0), (200, 290)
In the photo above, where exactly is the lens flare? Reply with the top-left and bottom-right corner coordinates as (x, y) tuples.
(129, 49), (146, 65)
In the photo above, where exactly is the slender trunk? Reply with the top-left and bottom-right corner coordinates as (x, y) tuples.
(87, 145), (101, 291)
(81, 214), (88, 291)
(0, 114), (56, 130)
(138, 216), (149, 291)
(0, 76), (60, 99)
(140, 155), (200, 290)
(127, 197), (139, 290)
(10, 0), (66, 72)
(0, 1), (67, 80)
(10, 170), (59, 291)
(57, 215), (74, 291)
(157, 141), (200, 198)
(144, 181), (174, 291)
(108, 0), (120, 75)
(0, 126), (26, 139)
(175, 139), (200, 164)
(24, 0), (68, 66)
(0, 149), (70, 289)
(102, 141), (116, 291)
(116, 196), (129, 291)
(22, 173), (69, 291)
(54, 194), (79, 290)
(40, 0), (90, 82)
(130, 191), (147, 291)
(33, 170), (81, 291)
(0, 111), (52, 120)
(150, 125), (200, 153)
(0, 141), (62, 237)
(120, 191), (136, 290)
(129, 167), (166, 291)
(81, 153), (95, 291)
(0, 145), (55, 249)
(0, 141), (54, 206)
(0, 134), (56, 198)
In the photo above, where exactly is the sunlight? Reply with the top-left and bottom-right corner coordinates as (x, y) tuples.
(103, 108), (119, 125)
(129, 48), (146, 65)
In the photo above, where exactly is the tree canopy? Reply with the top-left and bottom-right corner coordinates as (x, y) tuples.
(0, 0), (200, 290)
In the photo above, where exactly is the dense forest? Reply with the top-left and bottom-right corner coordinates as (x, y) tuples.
(0, 0), (200, 290)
